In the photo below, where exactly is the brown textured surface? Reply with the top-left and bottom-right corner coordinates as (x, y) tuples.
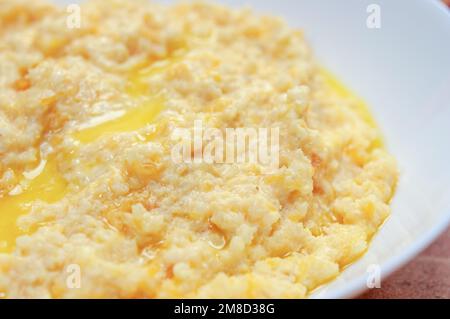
(359, 226), (450, 299)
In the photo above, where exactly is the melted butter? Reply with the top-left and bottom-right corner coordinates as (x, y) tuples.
(73, 57), (177, 143)
(0, 157), (66, 253)
(73, 97), (164, 144)
(0, 64), (382, 264)
(320, 68), (383, 149)
(0, 61), (169, 253)
(127, 55), (184, 97)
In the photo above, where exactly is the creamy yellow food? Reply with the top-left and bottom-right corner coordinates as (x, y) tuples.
(0, 0), (397, 298)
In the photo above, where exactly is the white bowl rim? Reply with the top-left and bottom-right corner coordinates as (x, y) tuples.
(322, 0), (450, 299)
(325, 212), (450, 298)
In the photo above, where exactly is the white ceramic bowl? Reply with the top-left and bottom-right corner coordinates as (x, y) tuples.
(54, 0), (450, 298)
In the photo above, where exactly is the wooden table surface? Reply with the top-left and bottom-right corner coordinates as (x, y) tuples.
(359, 226), (450, 299)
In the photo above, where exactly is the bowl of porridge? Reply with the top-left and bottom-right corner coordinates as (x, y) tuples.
(0, 0), (449, 298)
